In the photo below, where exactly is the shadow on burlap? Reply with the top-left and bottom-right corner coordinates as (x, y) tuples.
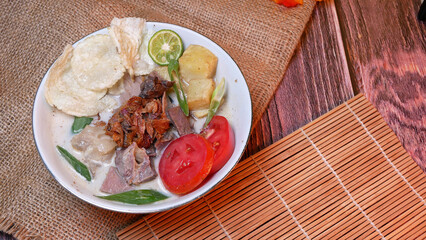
(0, 0), (315, 238)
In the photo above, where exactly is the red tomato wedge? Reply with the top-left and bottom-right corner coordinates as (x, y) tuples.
(201, 116), (235, 174)
(159, 134), (214, 194)
(273, 0), (303, 7)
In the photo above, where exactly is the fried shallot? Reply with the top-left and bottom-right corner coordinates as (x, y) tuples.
(105, 94), (171, 149)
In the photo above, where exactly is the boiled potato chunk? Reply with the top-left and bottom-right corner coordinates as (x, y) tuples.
(187, 78), (215, 110)
(179, 45), (218, 81)
(191, 98), (225, 118)
(192, 109), (209, 118)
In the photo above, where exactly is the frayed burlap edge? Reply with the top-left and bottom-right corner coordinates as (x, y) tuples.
(0, 216), (41, 240)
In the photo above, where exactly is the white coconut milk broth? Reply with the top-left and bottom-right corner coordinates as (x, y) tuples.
(50, 89), (232, 202)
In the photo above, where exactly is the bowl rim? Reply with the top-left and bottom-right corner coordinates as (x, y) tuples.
(32, 21), (253, 213)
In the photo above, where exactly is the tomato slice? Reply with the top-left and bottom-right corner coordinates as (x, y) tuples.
(159, 134), (214, 194)
(201, 116), (235, 174)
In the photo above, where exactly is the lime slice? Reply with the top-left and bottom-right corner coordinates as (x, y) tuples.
(148, 29), (184, 66)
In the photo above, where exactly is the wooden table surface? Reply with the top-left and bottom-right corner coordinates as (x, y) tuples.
(1, 0), (424, 239)
(245, 0), (425, 174)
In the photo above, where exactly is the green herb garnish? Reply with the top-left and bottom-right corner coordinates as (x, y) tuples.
(72, 116), (93, 133)
(56, 146), (91, 181)
(96, 189), (168, 205)
(168, 59), (189, 116)
(205, 77), (226, 127)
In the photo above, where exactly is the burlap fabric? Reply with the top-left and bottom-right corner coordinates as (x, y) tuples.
(0, 0), (315, 239)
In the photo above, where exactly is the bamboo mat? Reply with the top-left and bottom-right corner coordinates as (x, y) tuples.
(117, 94), (426, 239)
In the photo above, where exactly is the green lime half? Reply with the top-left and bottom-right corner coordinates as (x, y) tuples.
(148, 29), (184, 66)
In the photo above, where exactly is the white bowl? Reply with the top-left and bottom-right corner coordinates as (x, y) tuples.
(33, 22), (252, 213)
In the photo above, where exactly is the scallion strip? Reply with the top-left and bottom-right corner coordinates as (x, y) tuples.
(204, 77), (226, 127)
(168, 59), (189, 116)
